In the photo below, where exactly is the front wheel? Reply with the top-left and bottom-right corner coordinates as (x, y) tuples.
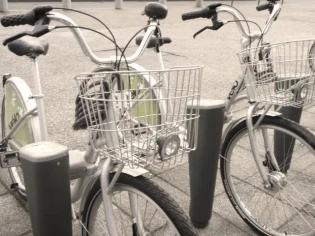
(81, 173), (198, 236)
(220, 115), (315, 236)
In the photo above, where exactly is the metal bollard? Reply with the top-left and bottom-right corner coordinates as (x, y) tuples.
(187, 100), (225, 228)
(195, 0), (203, 8)
(0, 0), (8, 13)
(62, 0), (71, 9)
(115, 0), (123, 10)
(159, 0), (166, 5)
(19, 142), (72, 236)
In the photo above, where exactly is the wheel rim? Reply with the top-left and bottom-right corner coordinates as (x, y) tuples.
(84, 184), (181, 235)
(222, 124), (315, 236)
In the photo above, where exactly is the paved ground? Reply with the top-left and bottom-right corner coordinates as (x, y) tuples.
(0, 0), (315, 235)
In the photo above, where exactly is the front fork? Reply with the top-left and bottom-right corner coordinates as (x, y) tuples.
(100, 158), (146, 236)
(245, 103), (281, 189)
(100, 99), (145, 236)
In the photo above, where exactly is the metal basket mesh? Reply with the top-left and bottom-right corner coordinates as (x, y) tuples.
(238, 39), (315, 107)
(75, 66), (202, 169)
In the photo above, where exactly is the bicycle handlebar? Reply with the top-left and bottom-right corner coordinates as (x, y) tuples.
(1, 6), (160, 65)
(1, 13), (36, 27)
(47, 12), (158, 65)
(182, 9), (209, 21)
(182, 4), (221, 21)
(182, 2), (282, 40)
(1, 6), (52, 27)
(256, 3), (272, 11)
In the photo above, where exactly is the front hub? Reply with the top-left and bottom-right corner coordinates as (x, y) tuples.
(268, 171), (288, 192)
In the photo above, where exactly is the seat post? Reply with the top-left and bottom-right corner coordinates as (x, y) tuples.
(30, 57), (48, 141)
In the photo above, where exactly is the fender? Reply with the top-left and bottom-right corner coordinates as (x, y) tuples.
(3, 76), (41, 146)
(78, 165), (148, 219)
(221, 110), (282, 146)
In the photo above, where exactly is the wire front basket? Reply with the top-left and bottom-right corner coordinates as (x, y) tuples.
(238, 39), (315, 107)
(75, 66), (202, 169)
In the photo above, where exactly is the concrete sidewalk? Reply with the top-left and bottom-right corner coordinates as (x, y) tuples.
(0, 1), (315, 235)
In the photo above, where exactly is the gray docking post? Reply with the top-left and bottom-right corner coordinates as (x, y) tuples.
(274, 106), (302, 172)
(274, 79), (303, 172)
(187, 100), (225, 228)
(19, 142), (72, 236)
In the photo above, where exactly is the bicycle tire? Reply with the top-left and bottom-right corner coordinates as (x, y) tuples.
(1, 77), (41, 200)
(220, 115), (315, 236)
(1, 96), (28, 198)
(81, 172), (198, 236)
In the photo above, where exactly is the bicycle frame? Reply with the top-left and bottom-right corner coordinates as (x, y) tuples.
(2, 9), (173, 235)
(47, 12), (162, 65)
(216, 2), (284, 188)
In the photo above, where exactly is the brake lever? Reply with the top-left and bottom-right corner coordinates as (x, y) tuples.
(193, 20), (224, 38)
(3, 31), (33, 46)
(193, 27), (210, 39)
(3, 25), (50, 46)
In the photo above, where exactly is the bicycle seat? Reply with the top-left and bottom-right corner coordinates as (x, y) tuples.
(135, 36), (172, 48)
(7, 36), (49, 58)
(143, 2), (168, 20)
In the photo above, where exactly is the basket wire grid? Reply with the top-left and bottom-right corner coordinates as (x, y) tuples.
(75, 66), (202, 169)
(238, 39), (315, 107)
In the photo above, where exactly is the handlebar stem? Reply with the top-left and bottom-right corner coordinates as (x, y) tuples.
(262, 3), (281, 35)
(47, 12), (158, 65)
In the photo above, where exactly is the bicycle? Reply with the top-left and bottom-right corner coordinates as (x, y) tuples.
(0, 3), (202, 235)
(182, 1), (315, 235)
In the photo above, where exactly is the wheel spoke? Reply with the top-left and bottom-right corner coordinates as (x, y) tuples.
(221, 117), (315, 235)
(82, 174), (194, 235)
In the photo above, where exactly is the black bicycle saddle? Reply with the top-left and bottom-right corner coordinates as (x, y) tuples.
(7, 36), (49, 58)
(143, 2), (168, 20)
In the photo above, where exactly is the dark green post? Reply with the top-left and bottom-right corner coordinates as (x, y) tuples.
(274, 78), (303, 172)
(274, 106), (303, 172)
(19, 142), (72, 236)
(187, 100), (225, 228)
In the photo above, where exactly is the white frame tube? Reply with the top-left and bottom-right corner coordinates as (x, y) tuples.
(30, 58), (48, 141)
(47, 12), (159, 65)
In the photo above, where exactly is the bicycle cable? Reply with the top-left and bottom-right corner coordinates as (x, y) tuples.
(116, 24), (162, 70)
(52, 7), (119, 67)
(226, 19), (264, 53)
(54, 25), (129, 70)
(221, 3), (253, 48)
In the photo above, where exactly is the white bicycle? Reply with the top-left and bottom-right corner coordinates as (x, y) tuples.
(0, 3), (202, 235)
(182, 1), (315, 235)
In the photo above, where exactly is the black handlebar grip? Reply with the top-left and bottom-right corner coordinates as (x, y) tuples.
(182, 8), (209, 21)
(1, 11), (36, 27)
(256, 3), (271, 11)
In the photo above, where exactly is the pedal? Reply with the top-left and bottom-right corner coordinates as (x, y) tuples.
(0, 150), (20, 168)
